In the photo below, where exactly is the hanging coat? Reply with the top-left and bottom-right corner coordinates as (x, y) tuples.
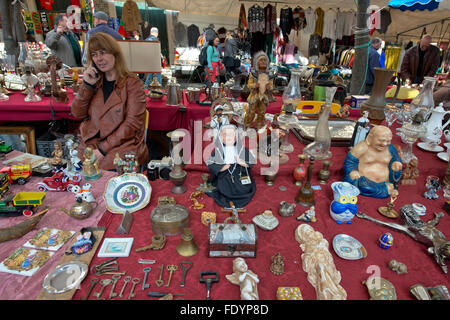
(122, 0), (142, 32)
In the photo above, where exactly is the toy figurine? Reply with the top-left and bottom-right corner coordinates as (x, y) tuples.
(209, 105), (229, 138)
(71, 183), (96, 203)
(343, 125), (403, 199)
(336, 104), (351, 119)
(330, 182), (359, 224)
(270, 252), (284, 275)
(388, 259), (408, 275)
(244, 51), (273, 130)
(279, 201), (296, 217)
(113, 153), (124, 175)
(296, 206), (317, 223)
(82, 147), (101, 180)
(378, 232), (394, 249)
(424, 175), (441, 200)
(66, 138), (82, 172)
(226, 257), (259, 300)
(349, 111), (370, 148)
(49, 141), (64, 167)
(115, 151), (139, 174)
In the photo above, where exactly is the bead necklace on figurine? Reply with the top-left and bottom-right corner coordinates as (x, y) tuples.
(228, 163), (237, 183)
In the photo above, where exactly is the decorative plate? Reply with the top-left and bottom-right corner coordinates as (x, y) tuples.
(332, 234), (367, 260)
(42, 261), (88, 294)
(103, 173), (152, 214)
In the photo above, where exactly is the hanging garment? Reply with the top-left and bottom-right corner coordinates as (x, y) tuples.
(264, 4), (276, 34)
(343, 10), (356, 36)
(335, 10), (346, 41)
(122, 0), (142, 32)
(142, 21), (152, 40)
(368, 9), (381, 36)
(264, 33), (274, 62)
(248, 5), (265, 33)
(250, 31), (265, 57)
(187, 24), (200, 47)
(322, 9), (337, 41)
(309, 33), (321, 57)
(303, 7), (316, 35)
(293, 6), (306, 31)
(314, 7), (324, 37)
(385, 46), (402, 71)
(238, 4), (247, 33)
(289, 30), (301, 53)
(379, 9), (392, 34)
(279, 7), (294, 38)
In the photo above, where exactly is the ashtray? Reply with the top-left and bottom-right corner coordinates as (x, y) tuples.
(42, 261), (88, 294)
(332, 234), (367, 260)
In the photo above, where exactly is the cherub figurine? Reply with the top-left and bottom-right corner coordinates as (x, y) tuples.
(244, 51), (273, 130)
(49, 141), (64, 166)
(424, 176), (441, 200)
(82, 146), (101, 180)
(226, 258), (259, 300)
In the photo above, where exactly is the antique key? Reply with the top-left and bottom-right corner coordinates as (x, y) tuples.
(108, 274), (121, 300)
(118, 276), (131, 298)
(155, 264), (164, 287)
(93, 278), (112, 300)
(80, 277), (99, 300)
(179, 261), (193, 287)
(165, 265), (178, 287)
(142, 267), (152, 291)
(128, 278), (141, 300)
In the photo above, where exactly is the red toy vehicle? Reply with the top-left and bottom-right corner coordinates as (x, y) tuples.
(37, 167), (82, 192)
(0, 165), (32, 185)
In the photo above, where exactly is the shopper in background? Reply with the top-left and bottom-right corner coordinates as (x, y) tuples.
(400, 34), (440, 85)
(223, 30), (240, 76)
(45, 14), (82, 67)
(144, 27), (163, 86)
(71, 32), (149, 171)
(87, 11), (124, 40)
(365, 37), (382, 94)
(206, 36), (223, 84)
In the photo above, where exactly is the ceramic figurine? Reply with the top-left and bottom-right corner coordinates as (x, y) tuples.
(270, 252), (284, 275)
(293, 154), (307, 186)
(295, 224), (347, 300)
(49, 141), (64, 167)
(66, 138), (82, 172)
(244, 51), (273, 130)
(343, 125), (403, 199)
(296, 206), (316, 223)
(82, 147), (101, 180)
(118, 151), (139, 174)
(388, 259), (408, 275)
(349, 111), (370, 148)
(72, 183), (96, 203)
(21, 68), (42, 102)
(279, 201), (296, 217)
(209, 105), (230, 138)
(378, 232), (394, 249)
(226, 258), (259, 300)
(252, 209), (279, 230)
(424, 175), (441, 200)
(330, 182), (360, 224)
(336, 104), (350, 119)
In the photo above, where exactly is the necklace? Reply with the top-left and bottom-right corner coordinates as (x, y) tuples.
(227, 163), (237, 183)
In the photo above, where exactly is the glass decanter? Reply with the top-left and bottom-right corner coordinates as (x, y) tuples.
(277, 103), (299, 154)
(303, 86), (337, 160)
(410, 77), (437, 120)
(399, 111), (427, 163)
(282, 69), (302, 108)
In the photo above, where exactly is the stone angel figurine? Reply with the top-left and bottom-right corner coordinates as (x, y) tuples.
(226, 258), (259, 300)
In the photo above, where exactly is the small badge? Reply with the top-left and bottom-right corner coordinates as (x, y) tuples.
(240, 176), (251, 185)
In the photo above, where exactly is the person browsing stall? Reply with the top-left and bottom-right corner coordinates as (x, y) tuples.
(365, 37), (382, 94)
(71, 33), (149, 171)
(45, 14), (82, 67)
(144, 27), (163, 86)
(206, 36), (223, 84)
(87, 11), (124, 40)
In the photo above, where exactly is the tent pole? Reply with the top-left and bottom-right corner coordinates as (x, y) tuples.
(349, 0), (370, 95)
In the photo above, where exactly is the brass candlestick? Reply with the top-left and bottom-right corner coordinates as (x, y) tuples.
(295, 156), (315, 207)
(378, 194), (399, 219)
(318, 160), (331, 185)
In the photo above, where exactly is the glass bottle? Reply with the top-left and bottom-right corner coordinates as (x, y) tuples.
(282, 69), (302, 108)
(410, 77), (437, 120)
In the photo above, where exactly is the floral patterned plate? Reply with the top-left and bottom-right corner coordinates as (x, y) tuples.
(103, 173), (152, 214)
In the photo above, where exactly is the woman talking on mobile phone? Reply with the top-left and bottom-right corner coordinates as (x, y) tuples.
(71, 32), (149, 170)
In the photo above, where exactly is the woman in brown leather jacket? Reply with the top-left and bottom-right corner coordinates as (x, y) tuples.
(71, 32), (149, 170)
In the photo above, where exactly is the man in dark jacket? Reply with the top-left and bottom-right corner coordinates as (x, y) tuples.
(400, 34), (440, 85)
(87, 11), (124, 40)
(365, 37), (382, 94)
(223, 31), (241, 74)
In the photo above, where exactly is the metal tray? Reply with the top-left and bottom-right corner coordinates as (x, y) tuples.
(332, 234), (367, 260)
(42, 261), (88, 294)
(292, 118), (356, 147)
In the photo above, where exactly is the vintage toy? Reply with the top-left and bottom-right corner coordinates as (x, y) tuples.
(279, 201), (296, 217)
(65, 138), (82, 173)
(0, 192), (46, 217)
(357, 205), (449, 273)
(379, 233), (394, 249)
(49, 141), (64, 167)
(37, 167), (82, 192)
(388, 259), (408, 274)
(71, 183), (96, 203)
(0, 172), (10, 197)
(295, 224), (347, 300)
(297, 206), (317, 223)
(226, 258), (259, 300)
(0, 139), (12, 155)
(330, 182), (359, 224)
(270, 252), (284, 275)
(82, 146), (101, 180)
(424, 175), (441, 200)
(0, 164), (32, 185)
(349, 111), (370, 148)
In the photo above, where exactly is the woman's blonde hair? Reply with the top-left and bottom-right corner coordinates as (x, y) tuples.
(87, 32), (129, 81)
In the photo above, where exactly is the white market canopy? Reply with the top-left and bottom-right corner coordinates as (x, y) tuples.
(116, 0), (450, 42)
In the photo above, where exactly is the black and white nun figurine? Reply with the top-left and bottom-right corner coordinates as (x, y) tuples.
(206, 124), (257, 208)
(350, 110), (370, 148)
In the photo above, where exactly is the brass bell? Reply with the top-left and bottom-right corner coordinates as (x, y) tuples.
(176, 228), (199, 257)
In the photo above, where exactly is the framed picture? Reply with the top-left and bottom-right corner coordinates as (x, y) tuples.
(97, 238), (134, 258)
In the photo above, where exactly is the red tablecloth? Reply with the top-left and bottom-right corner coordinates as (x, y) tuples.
(70, 123), (450, 301)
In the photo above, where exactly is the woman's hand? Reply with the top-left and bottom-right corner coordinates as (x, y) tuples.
(235, 156), (248, 168)
(220, 164), (231, 172)
(83, 62), (100, 85)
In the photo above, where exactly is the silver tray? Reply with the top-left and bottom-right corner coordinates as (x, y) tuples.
(332, 234), (367, 260)
(292, 118), (356, 147)
(42, 261), (88, 294)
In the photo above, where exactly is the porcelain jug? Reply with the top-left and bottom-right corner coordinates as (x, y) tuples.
(422, 103), (450, 143)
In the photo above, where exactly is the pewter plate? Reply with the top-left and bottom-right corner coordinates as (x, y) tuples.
(42, 261), (88, 294)
(292, 119), (356, 146)
(332, 234), (367, 260)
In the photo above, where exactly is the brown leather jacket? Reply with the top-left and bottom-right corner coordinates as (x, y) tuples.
(71, 75), (149, 170)
(400, 44), (440, 84)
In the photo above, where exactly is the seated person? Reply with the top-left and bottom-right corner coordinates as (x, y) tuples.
(343, 125), (402, 198)
(206, 125), (256, 208)
(71, 32), (149, 170)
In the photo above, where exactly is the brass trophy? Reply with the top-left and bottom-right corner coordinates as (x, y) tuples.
(378, 194), (399, 218)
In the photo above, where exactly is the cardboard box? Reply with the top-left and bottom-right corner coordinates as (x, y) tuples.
(350, 95), (370, 109)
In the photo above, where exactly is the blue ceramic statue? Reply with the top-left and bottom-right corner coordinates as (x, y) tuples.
(330, 181), (360, 224)
(343, 125), (402, 199)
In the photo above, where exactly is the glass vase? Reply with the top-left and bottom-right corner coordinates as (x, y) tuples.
(282, 69), (302, 108)
(410, 77), (437, 121)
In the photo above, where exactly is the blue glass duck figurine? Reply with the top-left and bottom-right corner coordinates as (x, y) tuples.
(330, 182), (360, 224)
